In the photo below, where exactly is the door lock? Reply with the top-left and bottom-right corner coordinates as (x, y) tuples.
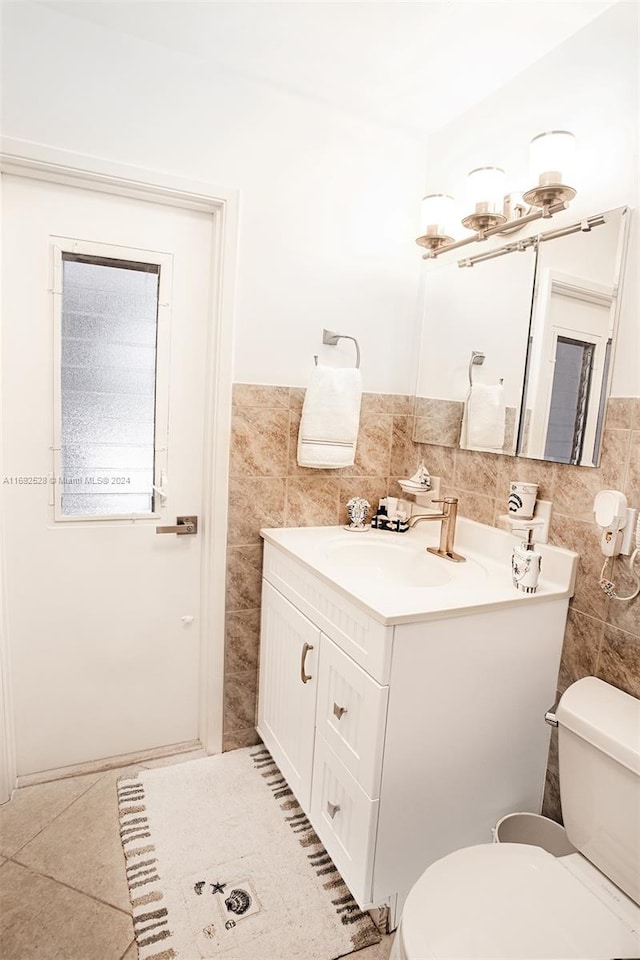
(156, 516), (198, 535)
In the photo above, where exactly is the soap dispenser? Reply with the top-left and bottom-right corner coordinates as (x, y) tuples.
(511, 528), (542, 594)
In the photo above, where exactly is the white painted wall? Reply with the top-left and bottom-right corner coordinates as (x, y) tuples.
(422, 0), (639, 397)
(0, 1), (425, 394)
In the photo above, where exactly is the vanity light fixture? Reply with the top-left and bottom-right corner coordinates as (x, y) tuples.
(417, 130), (577, 259)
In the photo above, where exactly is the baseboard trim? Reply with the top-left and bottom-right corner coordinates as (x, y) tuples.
(16, 739), (205, 788)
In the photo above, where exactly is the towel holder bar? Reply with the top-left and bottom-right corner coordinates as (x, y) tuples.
(468, 351), (504, 387)
(314, 328), (361, 369)
(468, 350), (485, 386)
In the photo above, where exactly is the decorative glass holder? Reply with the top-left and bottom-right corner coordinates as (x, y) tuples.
(345, 497), (370, 532)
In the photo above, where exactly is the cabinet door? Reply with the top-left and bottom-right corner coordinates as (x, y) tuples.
(257, 581), (320, 814)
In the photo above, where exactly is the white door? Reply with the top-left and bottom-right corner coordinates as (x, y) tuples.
(2, 174), (215, 776)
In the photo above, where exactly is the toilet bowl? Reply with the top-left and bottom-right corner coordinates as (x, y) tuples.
(391, 677), (640, 959)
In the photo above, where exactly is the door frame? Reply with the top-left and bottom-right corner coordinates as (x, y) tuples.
(0, 138), (238, 794)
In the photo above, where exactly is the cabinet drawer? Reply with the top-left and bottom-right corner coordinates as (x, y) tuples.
(263, 543), (392, 684)
(317, 635), (388, 799)
(310, 733), (379, 908)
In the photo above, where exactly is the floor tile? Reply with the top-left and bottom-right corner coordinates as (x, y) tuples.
(358, 933), (394, 959)
(0, 773), (101, 857)
(13, 766), (142, 912)
(0, 860), (134, 960)
(121, 940), (138, 960)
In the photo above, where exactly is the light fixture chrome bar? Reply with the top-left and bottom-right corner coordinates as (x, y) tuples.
(457, 213), (607, 268)
(458, 237), (538, 268)
(421, 199), (568, 260)
(538, 214), (606, 244)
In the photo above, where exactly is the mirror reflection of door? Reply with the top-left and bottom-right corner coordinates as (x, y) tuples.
(521, 272), (616, 466)
(544, 336), (596, 464)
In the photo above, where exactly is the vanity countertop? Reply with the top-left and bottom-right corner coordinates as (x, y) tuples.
(260, 519), (578, 626)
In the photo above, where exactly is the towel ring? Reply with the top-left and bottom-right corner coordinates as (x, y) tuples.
(314, 328), (361, 369)
(468, 350), (485, 386)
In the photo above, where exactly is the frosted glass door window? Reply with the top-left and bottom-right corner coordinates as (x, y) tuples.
(60, 254), (160, 516)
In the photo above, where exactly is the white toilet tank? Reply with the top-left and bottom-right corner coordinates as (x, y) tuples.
(557, 676), (640, 905)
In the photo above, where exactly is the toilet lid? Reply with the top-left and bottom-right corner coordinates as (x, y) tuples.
(399, 843), (640, 960)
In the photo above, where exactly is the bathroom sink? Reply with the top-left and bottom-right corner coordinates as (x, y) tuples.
(260, 519), (578, 625)
(322, 537), (453, 588)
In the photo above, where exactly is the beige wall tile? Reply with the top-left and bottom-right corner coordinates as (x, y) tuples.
(223, 669), (258, 733)
(232, 384), (290, 407)
(227, 477), (286, 545)
(552, 429), (630, 521)
(624, 430), (640, 506)
(453, 448), (501, 497)
(360, 393), (395, 416)
(443, 487), (495, 525)
(416, 443), (455, 484)
(557, 610), (604, 695)
(392, 395), (416, 416)
(605, 397), (639, 430)
(389, 416), (416, 479)
(222, 727), (262, 752)
(341, 412), (393, 478)
(225, 544), (264, 612)
(549, 516), (610, 622)
(225, 609), (261, 675)
(285, 477), (341, 527)
(597, 625), (640, 697)
(230, 407), (289, 477)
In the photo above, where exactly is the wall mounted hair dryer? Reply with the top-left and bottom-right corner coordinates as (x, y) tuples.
(593, 489), (627, 557)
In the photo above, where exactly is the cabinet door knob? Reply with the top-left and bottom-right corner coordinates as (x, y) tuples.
(327, 801), (340, 819)
(332, 703), (347, 720)
(300, 642), (314, 684)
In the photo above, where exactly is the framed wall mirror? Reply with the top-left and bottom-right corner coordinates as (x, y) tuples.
(413, 206), (631, 467)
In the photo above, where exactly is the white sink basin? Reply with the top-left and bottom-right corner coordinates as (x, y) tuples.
(323, 537), (454, 588)
(260, 520), (578, 625)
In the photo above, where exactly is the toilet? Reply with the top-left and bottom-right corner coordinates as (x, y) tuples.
(391, 676), (640, 959)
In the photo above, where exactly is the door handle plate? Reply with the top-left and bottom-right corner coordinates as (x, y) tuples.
(156, 515), (198, 535)
(333, 703), (347, 720)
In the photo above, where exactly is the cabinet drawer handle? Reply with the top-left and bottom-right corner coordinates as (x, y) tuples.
(332, 703), (348, 720)
(327, 801), (340, 819)
(300, 642), (314, 684)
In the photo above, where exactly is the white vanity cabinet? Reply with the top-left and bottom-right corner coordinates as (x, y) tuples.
(257, 537), (571, 925)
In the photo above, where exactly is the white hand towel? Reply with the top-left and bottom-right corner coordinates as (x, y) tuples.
(297, 365), (362, 468)
(462, 383), (505, 452)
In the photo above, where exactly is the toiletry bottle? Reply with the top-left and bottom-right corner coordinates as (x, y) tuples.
(372, 498), (388, 530)
(511, 528), (542, 594)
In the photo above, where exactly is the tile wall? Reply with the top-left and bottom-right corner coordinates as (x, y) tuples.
(224, 386), (639, 823)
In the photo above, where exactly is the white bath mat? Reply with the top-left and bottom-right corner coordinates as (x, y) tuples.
(117, 745), (381, 960)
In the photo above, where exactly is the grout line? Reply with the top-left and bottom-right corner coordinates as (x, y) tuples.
(118, 938), (136, 960)
(4, 858), (134, 918)
(6, 774), (101, 859)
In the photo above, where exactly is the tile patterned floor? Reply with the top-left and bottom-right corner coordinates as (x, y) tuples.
(0, 754), (394, 960)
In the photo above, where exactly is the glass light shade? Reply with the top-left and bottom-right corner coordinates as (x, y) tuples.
(419, 194), (455, 238)
(466, 166), (506, 216)
(530, 130), (575, 187)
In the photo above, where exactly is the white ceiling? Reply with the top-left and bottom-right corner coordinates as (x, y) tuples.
(41, 0), (617, 136)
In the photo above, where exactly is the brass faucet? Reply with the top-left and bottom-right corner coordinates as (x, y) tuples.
(408, 497), (465, 563)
